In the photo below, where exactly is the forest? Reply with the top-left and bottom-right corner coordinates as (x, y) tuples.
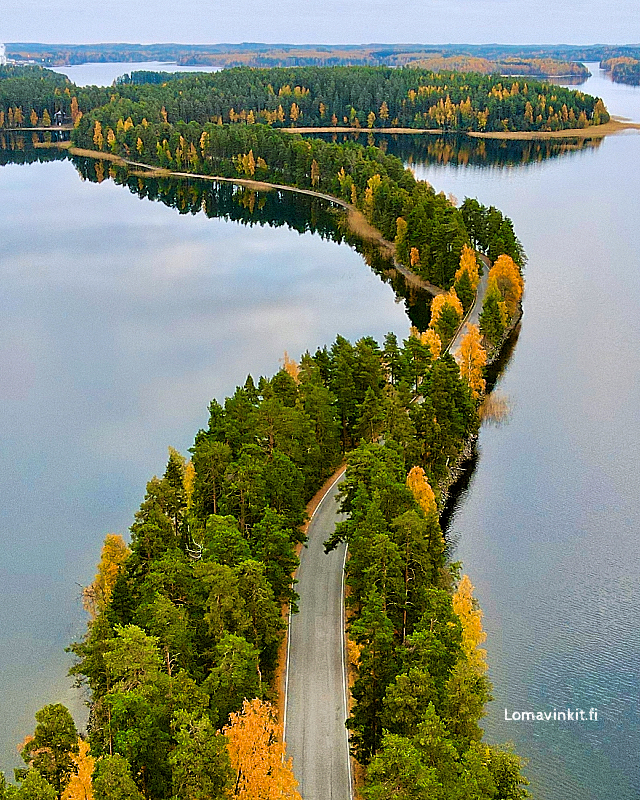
(0, 64), (610, 135)
(601, 56), (640, 85)
(1, 62), (528, 799)
(1, 317), (527, 800)
(4, 41), (632, 71)
(110, 67), (609, 133)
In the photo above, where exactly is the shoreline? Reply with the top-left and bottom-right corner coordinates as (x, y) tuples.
(45, 141), (446, 298)
(12, 116), (640, 143)
(280, 117), (640, 139)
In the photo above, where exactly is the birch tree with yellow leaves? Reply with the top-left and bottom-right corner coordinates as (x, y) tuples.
(455, 244), (480, 289)
(455, 324), (487, 399)
(223, 699), (301, 800)
(487, 254), (524, 317)
(454, 244), (480, 312)
(82, 534), (130, 620)
(429, 289), (464, 345)
(419, 328), (442, 361)
(406, 466), (437, 516)
(452, 574), (487, 675)
(61, 739), (95, 800)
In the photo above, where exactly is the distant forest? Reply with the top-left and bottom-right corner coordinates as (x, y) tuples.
(601, 56), (640, 85)
(6, 41), (637, 72)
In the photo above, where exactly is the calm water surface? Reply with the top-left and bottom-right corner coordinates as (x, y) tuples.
(416, 66), (640, 800)
(50, 61), (219, 86)
(2, 63), (639, 797)
(0, 152), (409, 770)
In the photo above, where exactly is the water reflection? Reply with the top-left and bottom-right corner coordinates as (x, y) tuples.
(71, 153), (435, 330)
(0, 133), (436, 331)
(479, 391), (512, 426)
(0, 132), (69, 166)
(306, 131), (603, 169)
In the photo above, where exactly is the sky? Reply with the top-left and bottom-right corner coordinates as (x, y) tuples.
(1, 0), (639, 47)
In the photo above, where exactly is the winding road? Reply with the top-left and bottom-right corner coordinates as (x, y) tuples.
(284, 473), (352, 800)
(283, 254), (491, 800)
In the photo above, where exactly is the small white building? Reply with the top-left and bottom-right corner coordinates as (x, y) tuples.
(0, 44), (7, 66)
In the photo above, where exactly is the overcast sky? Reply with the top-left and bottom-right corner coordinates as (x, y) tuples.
(1, 0), (639, 46)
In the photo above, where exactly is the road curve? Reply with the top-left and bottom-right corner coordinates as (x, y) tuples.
(284, 474), (351, 800)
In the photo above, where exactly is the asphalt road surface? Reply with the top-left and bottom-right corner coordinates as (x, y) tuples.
(284, 474), (351, 800)
(449, 253), (491, 354)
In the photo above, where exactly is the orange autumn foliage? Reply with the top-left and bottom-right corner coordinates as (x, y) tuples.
(282, 351), (300, 383)
(223, 699), (301, 800)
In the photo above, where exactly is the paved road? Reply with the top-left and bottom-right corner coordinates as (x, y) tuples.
(284, 474), (351, 800)
(449, 253), (491, 354)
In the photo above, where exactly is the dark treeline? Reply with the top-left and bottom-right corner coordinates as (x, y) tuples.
(2, 42), (603, 70)
(0, 65), (73, 125)
(1, 64), (608, 134)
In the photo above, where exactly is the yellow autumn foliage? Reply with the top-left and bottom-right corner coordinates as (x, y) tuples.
(406, 466), (437, 515)
(452, 574), (488, 674)
(429, 289), (464, 329)
(62, 739), (94, 800)
(183, 460), (196, 510)
(455, 244), (480, 289)
(82, 534), (130, 620)
(224, 698), (301, 800)
(420, 328), (442, 360)
(455, 324), (487, 399)
(487, 254), (524, 317)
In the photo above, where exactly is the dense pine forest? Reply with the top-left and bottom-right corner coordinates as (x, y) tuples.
(0, 64), (609, 134)
(1, 325), (527, 800)
(1, 62), (529, 799)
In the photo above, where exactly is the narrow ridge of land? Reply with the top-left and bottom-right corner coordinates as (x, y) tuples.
(50, 143), (446, 297)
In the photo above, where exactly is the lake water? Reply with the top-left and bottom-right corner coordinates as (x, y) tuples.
(0, 143), (410, 771)
(1, 62), (639, 797)
(50, 61), (219, 87)
(413, 65), (640, 800)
